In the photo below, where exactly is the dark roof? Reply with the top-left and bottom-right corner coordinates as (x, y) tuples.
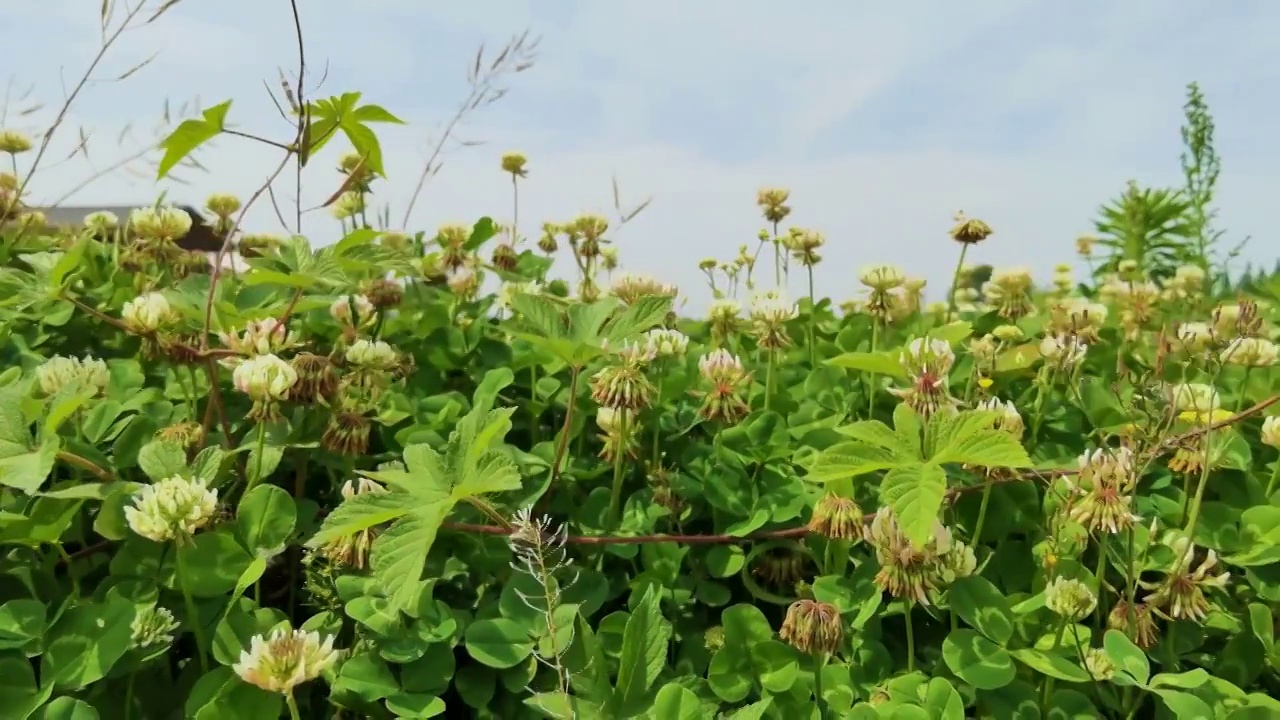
(32, 204), (227, 252)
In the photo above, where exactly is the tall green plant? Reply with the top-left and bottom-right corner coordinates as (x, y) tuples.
(1092, 180), (1194, 280)
(1179, 82), (1223, 269)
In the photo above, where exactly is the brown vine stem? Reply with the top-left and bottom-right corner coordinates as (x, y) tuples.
(56, 451), (112, 481)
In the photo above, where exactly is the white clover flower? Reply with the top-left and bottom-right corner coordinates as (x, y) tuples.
(129, 206), (193, 242)
(83, 210), (119, 235)
(220, 318), (295, 359)
(340, 477), (385, 499)
(447, 266), (478, 296)
(233, 628), (341, 695)
(1174, 264), (1206, 289)
(345, 339), (399, 370)
(902, 337), (955, 376)
(205, 193), (242, 218)
(130, 605), (180, 650)
(976, 397), (1024, 438)
(595, 406), (635, 434)
(1169, 383), (1220, 414)
(329, 295), (375, 328)
(707, 298), (741, 323)
(1044, 576), (1097, 622)
(859, 265), (905, 291)
(643, 328), (689, 358)
(233, 354), (299, 403)
(124, 475), (218, 544)
(1039, 334), (1087, 368)
(36, 355), (110, 396)
(121, 292), (178, 334)
(749, 291), (797, 324)
(1262, 417), (1280, 449)
(699, 348), (744, 381)
(1175, 322), (1214, 353)
(1220, 337), (1278, 367)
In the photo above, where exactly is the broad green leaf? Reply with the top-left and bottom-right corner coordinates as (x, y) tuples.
(649, 683), (702, 719)
(948, 576), (1014, 644)
(880, 462), (948, 548)
(826, 350), (908, 378)
(40, 591), (136, 690)
(370, 501), (455, 612)
(610, 586), (670, 715)
(835, 418), (920, 461)
(928, 410), (1031, 469)
(941, 629), (1016, 690)
(137, 440), (188, 482)
(0, 438), (60, 494)
(804, 441), (902, 483)
(464, 618), (533, 669)
(157, 100), (231, 178)
(306, 492), (410, 548)
(235, 484), (296, 553)
(1103, 629), (1149, 685)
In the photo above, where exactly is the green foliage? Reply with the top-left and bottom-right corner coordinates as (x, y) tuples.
(5, 47), (1280, 720)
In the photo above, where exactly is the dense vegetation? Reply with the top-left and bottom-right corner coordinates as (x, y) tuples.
(1, 5), (1280, 720)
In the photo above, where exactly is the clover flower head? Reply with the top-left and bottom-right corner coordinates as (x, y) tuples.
(130, 605), (180, 651)
(1044, 576), (1097, 621)
(233, 628), (341, 695)
(36, 355), (110, 397)
(124, 475), (218, 544)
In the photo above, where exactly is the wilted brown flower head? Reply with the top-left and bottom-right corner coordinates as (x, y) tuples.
(949, 212), (993, 244)
(1107, 600), (1159, 649)
(755, 188), (791, 224)
(290, 353), (339, 405)
(157, 421), (203, 449)
(321, 407), (373, 456)
(779, 599), (843, 655)
(491, 242), (518, 272)
(807, 493), (864, 541)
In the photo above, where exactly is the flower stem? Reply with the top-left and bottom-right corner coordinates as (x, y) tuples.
(651, 373), (665, 468)
(286, 692), (301, 720)
(176, 544), (209, 673)
(905, 601), (916, 672)
(806, 265), (817, 368)
(814, 653), (829, 719)
(1182, 428), (1216, 538)
(1094, 533), (1111, 625)
(1041, 618), (1069, 708)
(945, 243), (970, 324)
(246, 421), (267, 496)
(971, 472), (996, 546)
(528, 366), (540, 445)
(866, 320), (880, 417)
(607, 412), (630, 527)
(764, 349), (777, 412)
(1264, 460), (1280, 498)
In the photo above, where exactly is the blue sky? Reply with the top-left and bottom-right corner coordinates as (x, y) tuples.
(2, 0), (1278, 307)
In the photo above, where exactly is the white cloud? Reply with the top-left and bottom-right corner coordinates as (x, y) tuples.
(3, 0), (1277, 311)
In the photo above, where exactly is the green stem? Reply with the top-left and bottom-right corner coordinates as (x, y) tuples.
(764, 349), (777, 412)
(125, 673), (136, 720)
(905, 601), (916, 672)
(246, 421), (267, 496)
(607, 413), (630, 527)
(806, 264), (817, 367)
(651, 373), (665, 468)
(1094, 533), (1111, 625)
(1041, 618), (1069, 708)
(528, 366), (540, 445)
(867, 320), (880, 417)
(286, 692), (301, 720)
(1029, 367), (1051, 441)
(814, 653), (829, 719)
(944, 243), (970, 324)
(1182, 428), (1216, 538)
(971, 472), (996, 546)
(177, 544), (209, 673)
(1264, 459), (1280, 498)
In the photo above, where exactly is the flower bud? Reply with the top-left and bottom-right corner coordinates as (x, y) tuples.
(1261, 416), (1280, 448)
(130, 604), (180, 651)
(345, 339), (399, 371)
(122, 292), (178, 334)
(124, 475), (218, 544)
(1044, 576), (1097, 621)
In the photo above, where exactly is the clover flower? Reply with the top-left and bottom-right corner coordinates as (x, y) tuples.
(1174, 322), (1214, 354)
(1262, 417), (1280, 448)
(83, 210), (119, 235)
(643, 328), (689, 358)
(695, 349), (751, 424)
(124, 475), (218, 544)
(233, 354), (298, 421)
(1045, 576), (1097, 621)
(122, 292), (178, 334)
(1067, 447), (1140, 534)
(595, 406), (638, 462)
(756, 188), (791, 224)
(1107, 600), (1159, 649)
(219, 318), (296, 364)
(129, 206), (192, 243)
(949, 212), (993, 245)
(321, 406), (373, 456)
(1141, 538), (1230, 623)
(447, 266), (479, 298)
(130, 605), (180, 651)
(779, 599), (843, 655)
(501, 151), (528, 177)
(983, 267), (1035, 320)
(233, 628), (341, 695)
(611, 272), (677, 305)
(330, 191), (365, 220)
(36, 355), (110, 397)
(1048, 297), (1107, 340)
(890, 337), (957, 418)
(1169, 383), (1220, 414)
(748, 291), (798, 349)
(289, 353), (338, 405)
(0, 129), (33, 154)
(345, 339), (399, 371)
(590, 362), (655, 411)
(327, 293), (373, 326)
(1083, 648), (1115, 680)
(976, 398), (1024, 438)
(1039, 334), (1087, 370)
(785, 227), (825, 266)
(807, 493), (864, 541)
(867, 507), (975, 606)
(1220, 337), (1278, 367)
(707, 298), (742, 340)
